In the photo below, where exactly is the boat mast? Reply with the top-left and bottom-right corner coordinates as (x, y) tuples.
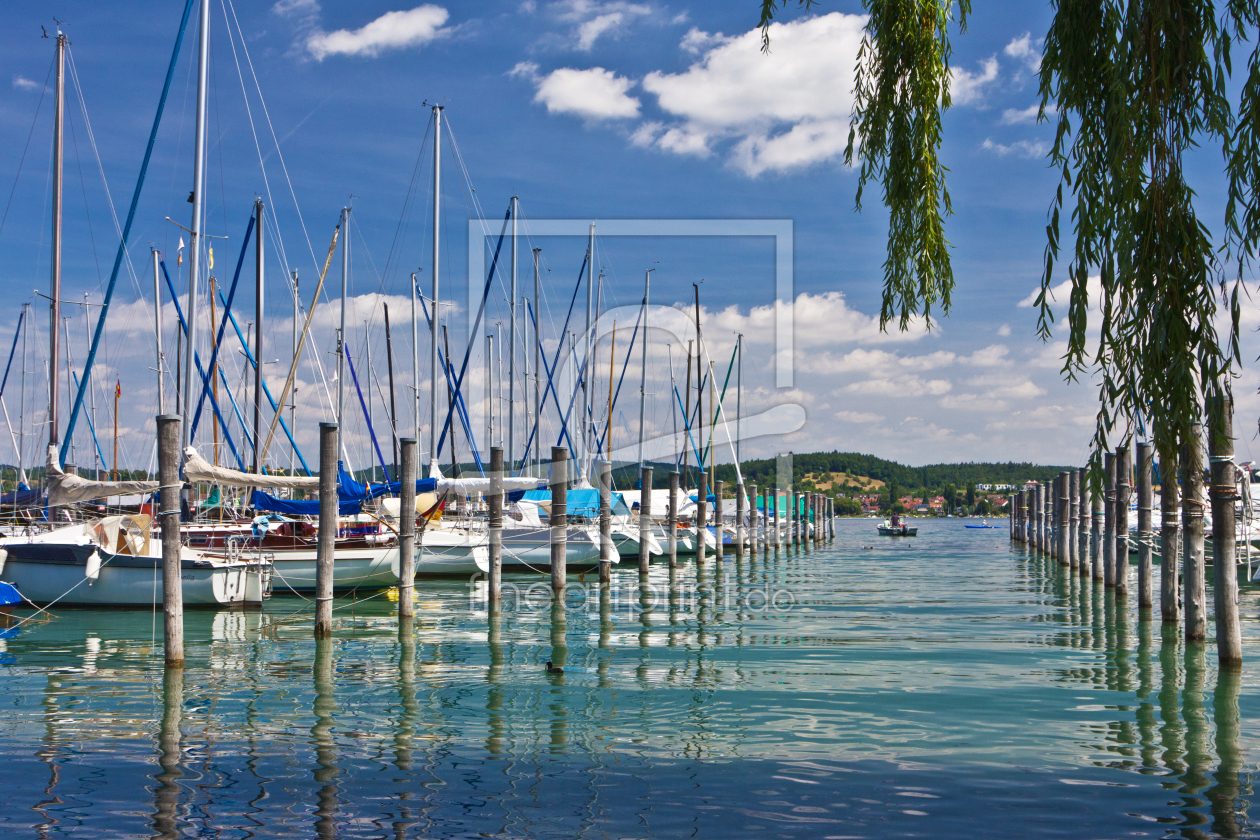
(48, 27), (66, 456)
(429, 105), (442, 477)
(410, 272), (419, 445)
(583, 223), (595, 479)
(20, 302), (29, 483)
(692, 283), (702, 484)
(337, 206), (349, 432)
(152, 251), (164, 414)
(508, 195), (517, 474)
(637, 269), (652, 477)
(532, 247), (540, 477)
(253, 198), (265, 473)
(736, 333), (742, 465)
(180, 0), (210, 456)
(291, 269), (298, 475)
(385, 302), (398, 474)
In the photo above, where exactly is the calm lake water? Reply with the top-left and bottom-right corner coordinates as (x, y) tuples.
(0, 518), (1256, 838)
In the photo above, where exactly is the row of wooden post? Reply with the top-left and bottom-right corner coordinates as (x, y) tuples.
(1008, 399), (1241, 667)
(157, 413), (837, 665)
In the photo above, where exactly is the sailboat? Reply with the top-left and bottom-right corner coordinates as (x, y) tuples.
(0, 22), (269, 607)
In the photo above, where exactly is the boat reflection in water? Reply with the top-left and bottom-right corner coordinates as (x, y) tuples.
(0, 521), (1255, 838)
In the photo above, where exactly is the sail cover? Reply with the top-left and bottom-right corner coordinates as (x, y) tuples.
(184, 447), (320, 490)
(46, 446), (159, 506)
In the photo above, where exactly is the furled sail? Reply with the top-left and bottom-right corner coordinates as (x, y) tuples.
(183, 447), (320, 490)
(46, 446), (159, 506)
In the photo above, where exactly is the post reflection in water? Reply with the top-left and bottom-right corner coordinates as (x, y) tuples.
(548, 596), (568, 752)
(1209, 667), (1244, 838)
(151, 666), (183, 840)
(3, 521), (1260, 838)
(311, 638), (339, 839)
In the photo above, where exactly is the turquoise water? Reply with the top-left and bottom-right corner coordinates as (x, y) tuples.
(0, 519), (1255, 838)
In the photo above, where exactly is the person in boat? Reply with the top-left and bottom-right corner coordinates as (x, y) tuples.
(890, 512), (901, 529)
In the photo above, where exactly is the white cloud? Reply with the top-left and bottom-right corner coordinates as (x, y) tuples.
(640, 13), (865, 175)
(950, 56), (999, 107)
(798, 347), (955, 375)
(12, 76), (39, 91)
(551, 1), (651, 50)
(529, 66), (640, 119)
(835, 410), (883, 424)
(963, 344), (1010, 367)
(680, 26), (730, 54)
(939, 394), (1008, 412)
(301, 5), (451, 60)
(845, 375), (953, 397)
(997, 324), (1011, 337)
(981, 138), (1048, 159)
(1001, 104), (1040, 125)
(1004, 32), (1042, 72)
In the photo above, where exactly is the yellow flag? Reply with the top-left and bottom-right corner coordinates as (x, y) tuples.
(208, 247), (214, 269)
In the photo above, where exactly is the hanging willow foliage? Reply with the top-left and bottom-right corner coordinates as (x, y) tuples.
(762, 0), (967, 330)
(760, 0), (1252, 474)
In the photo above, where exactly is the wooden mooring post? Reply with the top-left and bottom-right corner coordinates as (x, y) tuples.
(399, 438), (418, 615)
(1135, 442), (1152, 611)
(1160, 450), (1181, 623)
(487, 446), (502, 605)
(696, 471), (708, 564)
(1057, 472), (1069, 566)
(735, 484), (746, 559)
(157, 414), (183, 667)
(599, 459), (613, 583)
(1077, 469), (1090, 578)
(315, 421), (337, 639)
(550, 447), (568, 592)
(667, 470), (679, 569)
(748, 483), (758, 555)
(1068, 470), (1079, 570)
(1115, 444), (1130, 599)
(639, 466), (654, 575)
(1182, 425), (1207, 641)
(715, 483), (725, 561)
(1103, 453), (1115, 587)
(1091, 474), (1104, 582)
(1208, 394), (1242, 666)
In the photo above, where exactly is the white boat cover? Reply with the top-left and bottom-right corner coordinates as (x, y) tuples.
(47, 446), (159, 506)
(183, 447), (320, 490)
(436, 476), (542, 494)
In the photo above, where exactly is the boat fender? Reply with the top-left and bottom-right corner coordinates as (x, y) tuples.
(0, 547), (6, 574)
(85, 550), (102, 582)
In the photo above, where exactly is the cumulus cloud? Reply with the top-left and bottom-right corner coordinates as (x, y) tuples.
(835, 410), (883, 424)
(12, 76), (39, 91)
(1001, 104), (1041, 125)
(680, 26), (730, 54)
(640, 12), (865, 175)
(981, 137), (1048, 159)
(279, 3), (452, 60)
(950, 56), (999, 106)
(939, 394), (1008, 412)
(518, 65), (641, 119)
(551, 1), (652, 51)
(707, 291), (930, 349)
(845, 375), (953, 397)
(997, 324), (1011, 337)
(1004, 32), (1042, 72)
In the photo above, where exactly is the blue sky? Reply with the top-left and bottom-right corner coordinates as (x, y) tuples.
(0, 0), (1255, 476)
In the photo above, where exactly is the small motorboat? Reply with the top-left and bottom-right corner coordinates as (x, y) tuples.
(877, 515), (917, 537)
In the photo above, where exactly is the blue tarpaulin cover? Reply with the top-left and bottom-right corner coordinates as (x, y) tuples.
(249, 462), (438, 516)
(520, 489), (630, 518)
